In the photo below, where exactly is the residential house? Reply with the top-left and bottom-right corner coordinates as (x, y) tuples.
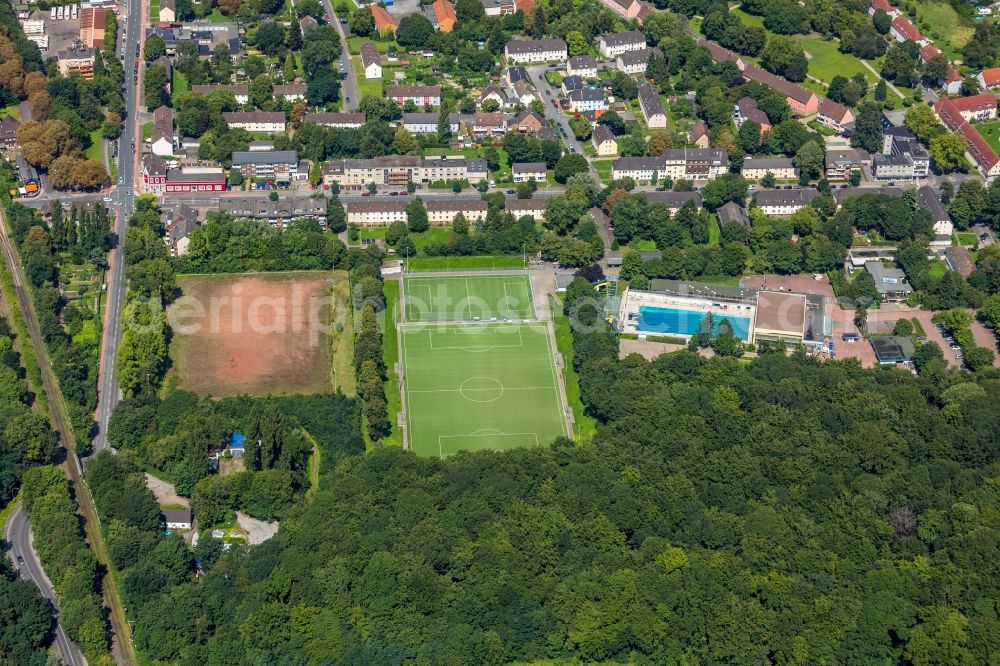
(221, 111), (286, 133)
(386, 85), (442, 107)
(567, 88), (607, 112)
(600, 0), (643, 20)
(478, 83), (510, 109)
(689, 120), (710, 148)
(431, 0), (457, 32)
(273, 84), (306, 102)
(164, 205), (198, 256)
(162, 508), (192, 530)
(151, 106), (175, 157)
(616, 48), (659, 76)
(864, 261), (912, 301)
(482, 0), (515, 16)
(598, 30), (646, 58)
(716, 201), (749, 227)
(303, 112), (366, 128)
(640, 190), (704, 212)
(505, 66), (527, 87)
(698, 40), (819, 115)
(512, 79), (537, 105)
(159, 0), (176, 22)
(935, 96), (1000, 179)
(939, 93), (997, 122)
(977, 66), (1000, 90)
(0, 116), (19, 151)
(825, 146), (867, 179)
(944, 245), (975, 277)
(817, 98), (855, 134)
(372, 5), (398, 35)
(505, 198), (547, 219)
(612, 149), (728, 182)
(890, 15), (925, 45)
(57, 46), (95, 79)
(512, 162), (546, 182)
(877, 126), (929, 179)
(567, 55), (599, 78)
(360, 43), (382, 79)
(325, 156), (488, 186)
(637, 84), (666, 129)
(741, 157), (797, 180)
(473, 112), (506, 136)
(153, 56), (172, 93)
(592, 124), (618, 156)
(426, 199), (488, 225)
(142, 154), (227, 193)
(231, 150), (299, 180)
(345, 200), (407, 226)
(734, 96), (771, 133)
(868, 0), (898, 17)
(504, 38), (568, 64)
(561, 75), (585, 95)
(191, 84), (249, 104)
(751, 188), (820, 216)
(299, 15), (318, 33)
(402, 112), (459, 134)
(79, 7), (107, 48)
(220, 195), (327, 226)
(916, 184), (954, 241)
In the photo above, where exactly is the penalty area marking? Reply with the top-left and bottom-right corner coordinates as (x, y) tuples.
(438, 431), (541, 458)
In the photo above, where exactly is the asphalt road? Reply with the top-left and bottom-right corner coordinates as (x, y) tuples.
(525, 66), (600, 182)
(92, 0), (143, 453)
(325, 0), (359, 111)
(2, 503), (87, 666)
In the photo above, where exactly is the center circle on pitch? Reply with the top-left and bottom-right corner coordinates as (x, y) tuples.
(459, 377), (504, 402)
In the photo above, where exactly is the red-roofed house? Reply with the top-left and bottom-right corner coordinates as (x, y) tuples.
(869, 0), (898, 17)
(371, 5), (398, 35)
(919, 44), (942, 63)
(944, 66), (962, 95)
(977, 67), (1000, 90)
(945, 93), (997, 121)
(890, 15), (926, 45)
(934, 97), (1000, 179)
(817, 98), (855, 134)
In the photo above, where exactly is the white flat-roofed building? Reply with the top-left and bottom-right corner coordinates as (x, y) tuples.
(598, 30), (646, 58)
(221, 111), (286, 133)
(504, 38), (568, 63)
(426, 199), (488, 225)
(345, 200), (407, 226)
(303, 112), (366, 128)
(512, 162), (546, 182)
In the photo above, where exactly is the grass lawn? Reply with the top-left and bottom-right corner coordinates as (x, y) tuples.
(71, 316), (98, 345)
(172, 70), (189, 102)
(150, 0), (159, 22)
(347, 35), (399, 54)
(142, 122), (152, 141)
(974, 121), (1000, 154)
(412, 227), (454, 251)
(926, 259), (949, 279)
(592, 159), (614, 184)
(632, 239), (657, 251)
(708, 216), (720, 246)
(910, 0), (974, 61)
(955, 232), (979, 246)
(403, 273), (534, 321)
(406, 255), (526, 271)
(400, 321), (566, 457)
(381, 280), (403, 448)
(0, 104), (19, 120)
(354, 59), (382, 98)
(85, 129), (102, 162)
(550, 295), (596, 442)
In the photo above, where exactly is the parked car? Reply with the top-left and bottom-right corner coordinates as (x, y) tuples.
(950, 343), (961, 350)
(361, 191), (370, 196)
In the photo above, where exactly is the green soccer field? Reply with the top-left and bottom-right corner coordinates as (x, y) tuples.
(402, 274), (535, 322)
(401, 322), (567, 457)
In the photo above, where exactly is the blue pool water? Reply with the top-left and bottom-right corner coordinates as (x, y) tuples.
(637, 306), (751, 341)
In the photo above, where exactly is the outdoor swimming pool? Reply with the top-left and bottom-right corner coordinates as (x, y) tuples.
(637, 305), (751, 341)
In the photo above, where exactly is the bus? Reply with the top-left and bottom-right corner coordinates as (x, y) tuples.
(71, 5), (78, 18)
(57, 7), (65, 20)
(50, 7), (56, 19)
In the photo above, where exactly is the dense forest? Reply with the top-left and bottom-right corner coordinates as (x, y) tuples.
(99, 272), (1000, 664)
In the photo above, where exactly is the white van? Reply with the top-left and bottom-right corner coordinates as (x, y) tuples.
(57, 7), (65, 20)
(71, 5), (78, 18)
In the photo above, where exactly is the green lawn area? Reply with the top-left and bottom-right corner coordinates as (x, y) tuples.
(142, 122), (152, 141)
(406, 255), (526, 271)
(360, 226), (455, 252)
(909, 0), (974, 61)
(955, 232), (979, 246)
(632, 239), (657, 251)
(85, 129), (102, 162)
(400, 320), (566, 457)
(550, 295), (596, 442)
(172, 70), (189, 102)
(347, 35), (399, 55)
(150, 0), (159, 22)
(708, 216), (720, 246)
(927, 259), (949, 279)
(354, 59), (382, 98)
(381, 280), (403, 448)
(0, 104), (19, 120)
(203, 7), (227, 21)
(592, 159), (613, 184)
(974, 121), (1000, 154)
(71, 319), (98, 345)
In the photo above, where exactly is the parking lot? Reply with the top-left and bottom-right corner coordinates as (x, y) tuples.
(28, 10), (82, 55)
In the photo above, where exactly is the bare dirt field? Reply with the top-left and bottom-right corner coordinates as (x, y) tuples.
(145, 473), (189, 507)
(168, 272), (349, 397)
(235, 511), (279, 545)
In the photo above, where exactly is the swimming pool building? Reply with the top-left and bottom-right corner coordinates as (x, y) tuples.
(617, 280), (829, 347)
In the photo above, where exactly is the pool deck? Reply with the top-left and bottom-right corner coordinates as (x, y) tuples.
(618, 288), (757, 341)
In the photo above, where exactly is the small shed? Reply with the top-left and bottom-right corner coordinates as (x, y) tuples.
(871, 336), (914, 365)
(228, 433), (246, 457)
